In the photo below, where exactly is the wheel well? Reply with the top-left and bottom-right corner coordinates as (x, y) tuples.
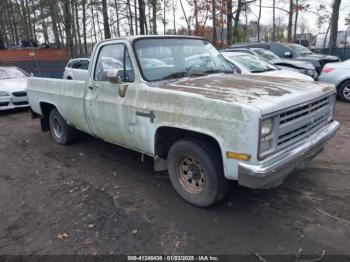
(39, 102), (56, 131)
(337, 78), (350, 91)
(154, 127), (222, 161)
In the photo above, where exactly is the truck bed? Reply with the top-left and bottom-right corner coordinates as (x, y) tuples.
(27, 77), (91, 133)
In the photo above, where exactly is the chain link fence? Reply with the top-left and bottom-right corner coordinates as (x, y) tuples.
(311, 47), (350, 61)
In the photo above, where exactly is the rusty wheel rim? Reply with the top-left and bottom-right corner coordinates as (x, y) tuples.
(176, 156), (205, 194)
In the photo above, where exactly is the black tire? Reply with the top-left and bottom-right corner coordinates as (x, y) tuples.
(49, 109), (77, 145)
(338, 80), (350, 103)
(167, 139), (229, 207)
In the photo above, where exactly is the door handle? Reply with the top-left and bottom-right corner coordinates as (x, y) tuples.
(88, 85), (98, 90)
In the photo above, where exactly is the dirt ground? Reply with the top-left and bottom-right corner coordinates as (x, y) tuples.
(0, 101), (349, 259)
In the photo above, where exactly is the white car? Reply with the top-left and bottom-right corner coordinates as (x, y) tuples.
(63, 58), (90, 80)
(221, 52), (314, 81)
(318, 59), (350, 103)
(0, 66), (29, 110)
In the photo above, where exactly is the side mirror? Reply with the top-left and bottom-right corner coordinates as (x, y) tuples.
(106, 68), (122, 84)
(30, 72), (34, 77)
(284, 51), (292, 58)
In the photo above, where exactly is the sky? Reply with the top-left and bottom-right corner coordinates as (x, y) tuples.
(171, 0), (350, 35)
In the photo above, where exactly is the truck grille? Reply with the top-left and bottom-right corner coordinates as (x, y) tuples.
(12, 91), (27, 97)
(277, 96), (332, 149)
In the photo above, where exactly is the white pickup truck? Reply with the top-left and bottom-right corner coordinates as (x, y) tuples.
(28, 36), (339, 207)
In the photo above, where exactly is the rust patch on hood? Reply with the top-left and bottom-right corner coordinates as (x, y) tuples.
(160, 74), (292, 103)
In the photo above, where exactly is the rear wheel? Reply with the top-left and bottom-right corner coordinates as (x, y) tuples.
(167, 139), (229, 207)
(339, 80), (350, 103)
(49, 109), (77, 145)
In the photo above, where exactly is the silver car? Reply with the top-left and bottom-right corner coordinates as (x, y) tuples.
(318, 59), (350, 102)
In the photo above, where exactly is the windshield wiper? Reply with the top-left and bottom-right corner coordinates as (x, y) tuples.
(161, 71), (188, 80)
(161, 71), (206, 80)
(203, 69), (233, 74)
(251, 68), (275, 73)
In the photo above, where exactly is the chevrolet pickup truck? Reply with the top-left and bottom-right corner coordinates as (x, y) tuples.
(27, 36), (339, 207)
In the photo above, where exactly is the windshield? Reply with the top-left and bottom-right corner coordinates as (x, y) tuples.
(252, 48), (280, 61)
(286, 44), (313, 55)
(134, 38), (233, 81)
(225, 54), (278, 73)
(0, 68), (27, 79)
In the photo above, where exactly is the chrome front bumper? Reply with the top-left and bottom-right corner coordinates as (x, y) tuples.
(238, 120), (340, 189)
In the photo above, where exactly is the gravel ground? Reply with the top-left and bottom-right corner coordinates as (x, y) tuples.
(0, 101), (349, 259)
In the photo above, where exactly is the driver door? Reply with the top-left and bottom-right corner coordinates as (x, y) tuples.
(84, 41), (138, 147)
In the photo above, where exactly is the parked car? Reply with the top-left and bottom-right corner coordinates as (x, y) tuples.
(318, 59), (350, 102)
(63, 58), (90, 80)
(27, 36), (339, 207)
(0, 66), (29, 110)
(222, 47), (317, 79)
(221, 52), (314, 81)
(231, 42), (340, 74)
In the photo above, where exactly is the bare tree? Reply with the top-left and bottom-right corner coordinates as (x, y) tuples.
(82, 0), (88, 53)
(179, 0), (191, 35)
(287, 0), (293, 41)
(138, 0), (146, 34)
(257, 0), (262, 42)
(212, 0), (217, 45)
(227, 0), (233, 44)
(102, 0), (111, 39)
(329, 0), (341, 48)
(62, 0), (75, 56)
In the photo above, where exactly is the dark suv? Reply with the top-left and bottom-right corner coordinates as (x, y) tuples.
(231, 42), (340, 74)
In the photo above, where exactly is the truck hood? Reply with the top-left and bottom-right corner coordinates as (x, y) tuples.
(160, 74), (335, 115)
(0, 78), (27, 92)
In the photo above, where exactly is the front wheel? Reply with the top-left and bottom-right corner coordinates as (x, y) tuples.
(339, 80), (350, 103)
(167, 139), (229, 207)
(49, 109), (77, 145)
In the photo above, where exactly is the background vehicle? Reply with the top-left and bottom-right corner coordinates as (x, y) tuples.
(318, 59), (350, 102)
(0, 66), (29, 110)
(221, 52), (314, 81)
(222, 48), (317, 79)
(63, 58), (90, 80)
(28, 36), (338, 207)
(231, 42), (340, 74)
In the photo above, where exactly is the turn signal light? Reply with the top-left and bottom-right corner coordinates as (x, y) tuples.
(226, 151), (251, 161)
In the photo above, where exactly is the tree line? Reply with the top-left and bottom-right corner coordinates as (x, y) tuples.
(0, 0), (344, 57)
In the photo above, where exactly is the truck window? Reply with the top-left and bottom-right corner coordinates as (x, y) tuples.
(94, 44), (135, 82)
(134, 38), (232, 81)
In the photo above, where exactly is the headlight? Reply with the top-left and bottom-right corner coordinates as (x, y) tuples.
(259, 117), (275, 157)
(328, 95), (336, 122)
(298, 68), (317, 78)
(0, 91), (9, 97)
(261, 118), (273, 136)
